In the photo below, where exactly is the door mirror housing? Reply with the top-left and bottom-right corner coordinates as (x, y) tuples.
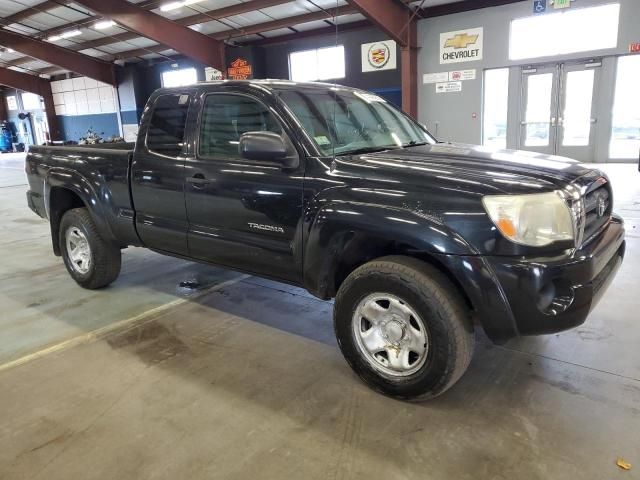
(239, 131), (299, 169)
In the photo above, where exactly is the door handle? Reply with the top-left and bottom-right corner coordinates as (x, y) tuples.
(187, 173), (209, 188)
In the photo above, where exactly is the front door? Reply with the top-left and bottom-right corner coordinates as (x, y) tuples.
(519, 61), (600, 162)
(184, 92), (304, 283)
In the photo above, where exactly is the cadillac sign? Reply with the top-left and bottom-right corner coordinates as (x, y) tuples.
(361, 40), (397, 72)
(440, 27), (483, 64)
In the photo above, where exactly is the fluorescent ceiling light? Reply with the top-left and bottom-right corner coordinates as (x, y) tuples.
(160, 1), (183, 11)
(47, 29), (82, 42)
(94, 20), (116, 30)
(160, 0), (203, 11)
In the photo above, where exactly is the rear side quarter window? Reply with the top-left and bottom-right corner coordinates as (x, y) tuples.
(146, 94), (190, 157)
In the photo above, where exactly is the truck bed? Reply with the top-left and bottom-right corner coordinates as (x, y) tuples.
(26, 142), (140, 249)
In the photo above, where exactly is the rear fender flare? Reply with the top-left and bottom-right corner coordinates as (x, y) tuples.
(45, 168), (116, 254)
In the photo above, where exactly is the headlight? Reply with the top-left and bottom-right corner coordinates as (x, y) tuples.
(482, 191), (575, 247)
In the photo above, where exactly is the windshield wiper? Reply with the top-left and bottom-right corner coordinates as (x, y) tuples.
(402, 141), (429, 148)
(336, 146), (395, 156)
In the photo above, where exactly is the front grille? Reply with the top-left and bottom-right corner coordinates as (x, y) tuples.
(582, 181), (612, 242)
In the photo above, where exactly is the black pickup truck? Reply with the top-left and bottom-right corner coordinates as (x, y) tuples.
(26, 80), (625, 400)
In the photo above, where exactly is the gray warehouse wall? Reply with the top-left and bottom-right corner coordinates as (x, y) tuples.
(417, 0), (640, 152)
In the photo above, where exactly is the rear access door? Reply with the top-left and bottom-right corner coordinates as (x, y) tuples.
(131, 92), (192, 255)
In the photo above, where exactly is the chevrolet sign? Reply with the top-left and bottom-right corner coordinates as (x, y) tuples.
(440, 27), (483, 64)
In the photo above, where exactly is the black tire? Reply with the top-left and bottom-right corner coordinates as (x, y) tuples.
(59, 208), (121, 289)
(334, 256), (474, 401)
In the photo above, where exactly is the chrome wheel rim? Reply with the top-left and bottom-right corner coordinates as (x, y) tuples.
(65, 226), (92, 275)
(352, 293), (429, 377)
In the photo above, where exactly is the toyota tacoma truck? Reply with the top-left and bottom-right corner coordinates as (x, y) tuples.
(25, 80), (625, 400)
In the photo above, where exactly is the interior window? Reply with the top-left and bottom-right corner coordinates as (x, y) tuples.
(199, 94), (282, 159)
(146, 94), (190, 157)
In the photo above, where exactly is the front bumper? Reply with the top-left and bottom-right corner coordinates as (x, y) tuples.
(437, 216), (625, 342)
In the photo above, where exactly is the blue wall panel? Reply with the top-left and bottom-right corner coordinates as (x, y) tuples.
(57, 113), (120, 141)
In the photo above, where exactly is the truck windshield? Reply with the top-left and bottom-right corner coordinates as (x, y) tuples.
(276, 88), (435, 156)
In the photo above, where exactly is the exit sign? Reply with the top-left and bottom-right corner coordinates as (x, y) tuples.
(631, 43), (640, 54)
(553, 0), (570, 9)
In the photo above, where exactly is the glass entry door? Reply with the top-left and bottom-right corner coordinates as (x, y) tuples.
(519, 62), (599, 162)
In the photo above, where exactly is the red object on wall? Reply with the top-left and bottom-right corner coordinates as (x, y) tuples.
(630, 43), (640, 53)
(227, 58), (253, 80)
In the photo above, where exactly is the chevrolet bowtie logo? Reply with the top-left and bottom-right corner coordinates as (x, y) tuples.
(444, 33), (479, 49)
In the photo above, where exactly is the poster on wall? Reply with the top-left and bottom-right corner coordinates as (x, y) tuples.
(6, 96), (18, 110)
(204, 67), (224, 81)
(435, 81), (462, 93)
(423, 72), (449, 84)
(449, 69), (476, 81)
(439, 27), (483, 64)
(227, 58), (252, 80)
(361, 40), (397, 72)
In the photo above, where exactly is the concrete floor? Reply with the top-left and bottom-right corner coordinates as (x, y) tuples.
(0, 152), (638, 479)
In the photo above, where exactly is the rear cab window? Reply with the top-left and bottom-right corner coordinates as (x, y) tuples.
(146, 94), (191, 157)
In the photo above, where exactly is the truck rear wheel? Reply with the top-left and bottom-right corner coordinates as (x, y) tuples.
(59, 208), (121, 289)
(333, 256), (474, 400)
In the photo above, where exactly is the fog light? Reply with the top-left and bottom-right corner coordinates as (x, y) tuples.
(537, 281), (575, 315)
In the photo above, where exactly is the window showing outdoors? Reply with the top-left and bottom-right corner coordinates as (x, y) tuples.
(562, 69), (595, 146)
(482, 68), (509, 149)
(510, 4), (620, 60)
(524, 73), (553, 147)
(610, 55), (640, 159)
(289, 46), (345, 82)
(161, 67), (197, 88)
(21, 92), (42, 110)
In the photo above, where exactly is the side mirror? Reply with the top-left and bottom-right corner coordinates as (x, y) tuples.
(239, 131), (299, 169)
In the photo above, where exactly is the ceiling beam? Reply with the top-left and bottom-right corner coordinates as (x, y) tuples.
(346, 0), (413, 47)
(211, 5), (356, 41)
(173, 0), (291, 26)
(420, 0), (526, 17)
(0, 66), (61, 140)
(112, 5), (357, 61)
(242, 20), (371, 46)
(1, 1), (71, 25)
(0, 30), (116, 85)
(34, 0), (163, 40)
(72, 0), (226, 69)
(29, 0), (292, 56)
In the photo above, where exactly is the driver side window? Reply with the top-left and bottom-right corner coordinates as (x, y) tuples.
(199, 94), (282, 159)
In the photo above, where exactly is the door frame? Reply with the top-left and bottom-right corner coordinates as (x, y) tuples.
(516, 58), (603, 162)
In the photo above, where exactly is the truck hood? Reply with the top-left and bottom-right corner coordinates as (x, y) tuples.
(340, 143), (596, 194)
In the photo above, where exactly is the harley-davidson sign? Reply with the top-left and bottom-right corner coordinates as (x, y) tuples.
(227, 58), (252, 80)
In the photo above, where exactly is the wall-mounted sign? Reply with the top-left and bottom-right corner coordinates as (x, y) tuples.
(424, 70), (476, 84)
(423, 72), (449, 84)
(227, 58), (252, 80)
(204, 67), (224, 81)
(533, 0), (547, 14)
(449, 69), (476, 81)
(630, 43), (640, 54)
(553, 0), (571, 9)
(436, 81), (462, 93)
(6, 96), (18, 110)
(361, 40), (397, 72)
(440, 27), (483, 64)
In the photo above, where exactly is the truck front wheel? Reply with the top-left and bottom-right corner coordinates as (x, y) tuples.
(59, 208), (121, 289)
(334, 256), (474, 400)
